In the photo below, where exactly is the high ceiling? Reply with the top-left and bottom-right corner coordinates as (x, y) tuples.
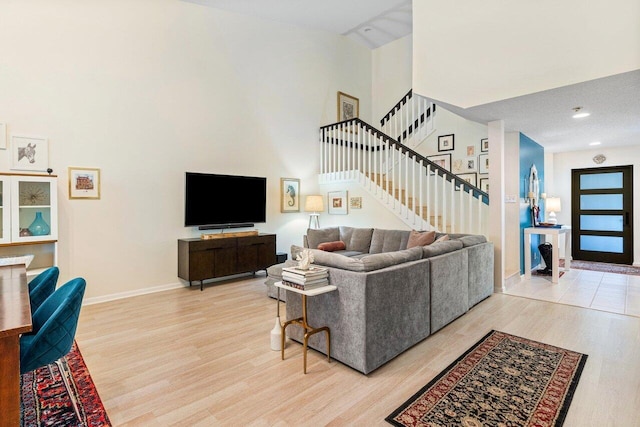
(186, 0), (640, 153)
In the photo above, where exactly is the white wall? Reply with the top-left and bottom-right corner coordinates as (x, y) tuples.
(549, 146), (640, 266)
(504, 133), (521, 279)
(0, 0), (374, 300)
(413, 0), (640, 108)
(372, 35), (413, 123)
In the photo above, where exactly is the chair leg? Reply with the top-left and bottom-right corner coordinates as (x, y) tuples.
(55, 359), (82, 422)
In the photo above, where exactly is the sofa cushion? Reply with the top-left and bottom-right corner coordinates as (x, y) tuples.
(307, 227), (340, 249)
(407, 230), (436, 248)
(318, 240), (346, 252)
(309, 247), (422, 272)
(369, 229), (411, 254)
(340, 226), (374, 253)
(422, 240), (463, 259)
(458, 235), (487, 247)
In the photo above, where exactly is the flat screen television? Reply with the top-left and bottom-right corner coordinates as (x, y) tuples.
(185, 172), (267, 229)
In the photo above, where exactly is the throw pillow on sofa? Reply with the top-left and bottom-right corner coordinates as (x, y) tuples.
(434, 234), (449, 243)
(317, 241), (346, 252)
(407, 230), (436, 248)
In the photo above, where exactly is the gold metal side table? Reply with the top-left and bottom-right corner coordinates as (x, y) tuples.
(274, 281), (337, 374)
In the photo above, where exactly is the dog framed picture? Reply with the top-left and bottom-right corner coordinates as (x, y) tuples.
(11, 135), (49, 172)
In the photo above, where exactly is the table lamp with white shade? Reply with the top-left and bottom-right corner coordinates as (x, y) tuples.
(545, 197), (561, 225)
(304, 195), (324, 229)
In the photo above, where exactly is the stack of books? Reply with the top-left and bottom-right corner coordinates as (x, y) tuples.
(281, 266), (329, 290)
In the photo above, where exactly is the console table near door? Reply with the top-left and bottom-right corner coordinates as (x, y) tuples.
(0, 264), (32, 427)
(524, 226), (571, 284)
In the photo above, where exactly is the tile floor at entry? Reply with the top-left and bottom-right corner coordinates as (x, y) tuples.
(504, 267), (640, 317)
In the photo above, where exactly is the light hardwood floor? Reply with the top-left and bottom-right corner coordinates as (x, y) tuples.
(75, 274), (640, 426)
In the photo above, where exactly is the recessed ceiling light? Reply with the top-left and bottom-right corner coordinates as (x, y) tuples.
(589, 141), (601, 146)
(363, 27), (372, 32)
(572, 107), (590, 119)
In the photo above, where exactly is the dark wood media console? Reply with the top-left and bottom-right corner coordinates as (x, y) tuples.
(178, 234), (276, 291)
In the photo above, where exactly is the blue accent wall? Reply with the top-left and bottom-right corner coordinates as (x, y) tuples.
(519, 133), (545, 274)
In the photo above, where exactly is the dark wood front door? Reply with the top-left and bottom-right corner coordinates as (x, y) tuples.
(571, 165), (634, 264)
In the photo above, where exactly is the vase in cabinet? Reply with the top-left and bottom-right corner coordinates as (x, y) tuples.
(28, 211), (50, 236)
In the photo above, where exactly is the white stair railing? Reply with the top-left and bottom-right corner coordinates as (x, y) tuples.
(319, 119), (489, 235)
(380, 89), (437, 149)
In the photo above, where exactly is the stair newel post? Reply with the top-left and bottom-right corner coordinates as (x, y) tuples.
(458, 180), (464, 233)
(425, 163), (431, 227)
(468, 189), (474, 234)
(404, 149), (409, 218)
(320, 128), (325, 177)
(449, 178), (456, 233)
(441, 170), (447, 233)
(418, 159), (424, 226)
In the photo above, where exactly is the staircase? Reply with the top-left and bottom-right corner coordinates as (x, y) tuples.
(319, 93), (489, 235)
(380, 89), (437, 149)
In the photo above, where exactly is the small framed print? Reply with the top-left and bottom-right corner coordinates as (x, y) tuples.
(457, 173), (477, 189)
(481, 138), (489, 152)
(466, 145), (475, 156)
(480, 178), (489, 193)
(337, 91), (359, 121)
(11, 135), (49, 171)
(328, 190), (348, 215)
(69, 167), (101, 199)
(479, 153), (489, 174)
(350, 196), (362, 209)
(452, 159), (463, 173)
(427, 153), (451, 172)
(438, 134), (454, 152)
(465, 157), (476, 171)
(280, 178), (300, 212)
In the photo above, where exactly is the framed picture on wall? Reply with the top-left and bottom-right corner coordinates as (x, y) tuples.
(480, 178), (489, 193)
(427, 153), (451, 172)
(69, 167), (101, 199)
(328, 190), (348, 214)
(438, 134), (454, 152)
(337, 91), (359, 121)
(465, 157), (476, 171)
(479, 153), (489, 174)
(481, 138), (489, 152)
(457, 173), (477, 188)
(11, 135), (49, 172)
(280, 178), (300, 212)
(350, 196), (362, 209)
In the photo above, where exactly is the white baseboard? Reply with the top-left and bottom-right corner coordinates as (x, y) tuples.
(83, 281), (185, 306)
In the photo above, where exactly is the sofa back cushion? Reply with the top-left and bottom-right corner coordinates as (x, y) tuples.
(306, 227), (340, 249)
(422, 239), (463, 258)
(309, 246), (423, 272)
(369, 229), (411, 254)
(340, 226), (374, 253)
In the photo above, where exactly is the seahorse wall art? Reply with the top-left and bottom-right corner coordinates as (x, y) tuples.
(286, 185), (296, 206)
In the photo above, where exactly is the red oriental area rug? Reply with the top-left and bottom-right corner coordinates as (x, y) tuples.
(386, 330), (587, 427)
(21, 341), (111, 427)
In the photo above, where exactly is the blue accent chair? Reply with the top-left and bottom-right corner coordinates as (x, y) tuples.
(28, 266), (60, 314)
(20, 277), (86, 374)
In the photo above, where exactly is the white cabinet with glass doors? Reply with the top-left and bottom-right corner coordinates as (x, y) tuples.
(0, 173), (58, 277)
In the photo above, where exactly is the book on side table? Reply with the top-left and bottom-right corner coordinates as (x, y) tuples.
(281, 265), (329, 290)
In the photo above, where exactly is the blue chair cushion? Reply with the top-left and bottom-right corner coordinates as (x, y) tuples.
(28, 266), (59, 314)
(20, 277), (86, 374)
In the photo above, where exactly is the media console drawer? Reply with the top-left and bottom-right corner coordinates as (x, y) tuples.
(178, 234), (276, 291)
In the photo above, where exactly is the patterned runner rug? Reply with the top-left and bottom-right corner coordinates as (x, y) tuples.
(386, 330), (587, 427)
(21, 341), (111, 427)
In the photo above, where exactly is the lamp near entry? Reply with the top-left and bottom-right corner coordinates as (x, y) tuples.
(304, 195), (324, 229)
(545, 197), (561, 224)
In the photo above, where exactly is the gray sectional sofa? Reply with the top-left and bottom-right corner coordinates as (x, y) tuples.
(266, 226), (494, 374)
